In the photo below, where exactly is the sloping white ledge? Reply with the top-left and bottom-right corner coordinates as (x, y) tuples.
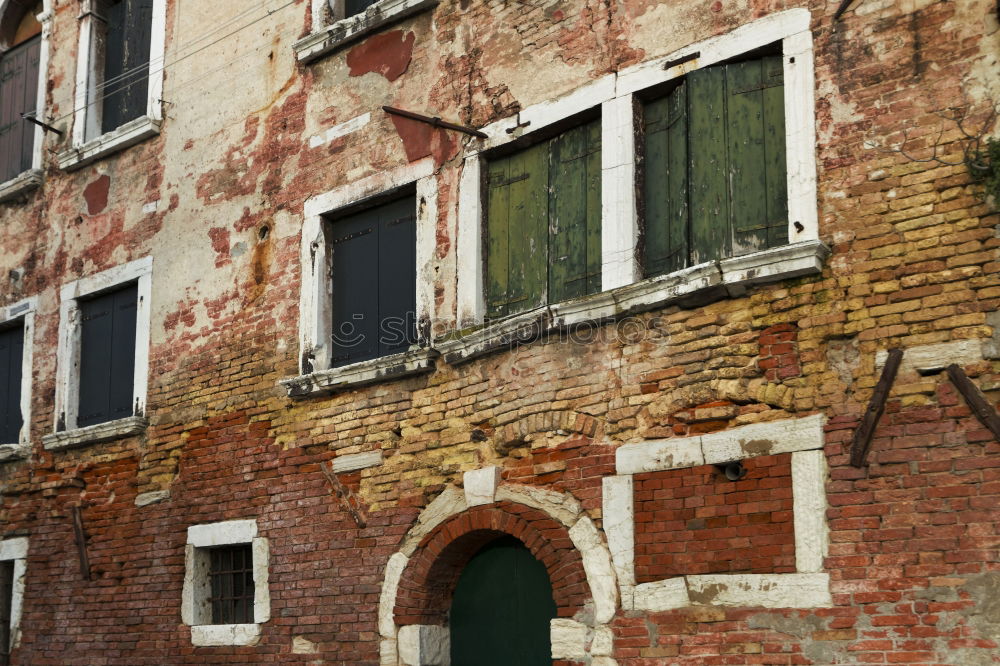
(42, 416), (147, 451)
(0, 169), (43, 204)
(281, 347), (437, 398)
(439, 241), (829, 365)
(633, 573), (831, 611)
(57, 116), (160, 171)
(0, 443), (29, 463)
(293, 0), (438, 64)
(190, 623), (261, 647)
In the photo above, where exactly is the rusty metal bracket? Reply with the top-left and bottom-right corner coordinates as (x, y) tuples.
(946, 364), (1000, 442)
(320, 461), (369, 528)
(850, 348), (903, 467)
(382, 106), (488, 140)
(21, 112), (63, 136)
(833, 0), (859, 21)
(71, 506), (92, 581)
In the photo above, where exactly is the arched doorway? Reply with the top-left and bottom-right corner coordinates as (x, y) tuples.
(449, 536), (556, 666)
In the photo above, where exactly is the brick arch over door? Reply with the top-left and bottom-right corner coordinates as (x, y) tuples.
(393, 501), (590, 626)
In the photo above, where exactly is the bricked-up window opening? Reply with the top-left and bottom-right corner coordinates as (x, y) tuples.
(328, 194), (417, 367)
(77, 283), (138, 428)
(208, 544), (255, 625)
(642, 52), (788, 277)
(486, 118), (602, 319)
(0, 325), (24, 444)
(0, 560), (13, 666)
(92, 0), (153, 135)
(0, 4), (41, 183)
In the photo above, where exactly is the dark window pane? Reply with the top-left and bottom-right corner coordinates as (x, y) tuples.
(0, 560), (13, 663)
(207, 544), (254, 624)
(101, 0), (153, 133)
(78, 283), (137, 428)
(0, 325), (24, 444)
(345, 0), (379, 17)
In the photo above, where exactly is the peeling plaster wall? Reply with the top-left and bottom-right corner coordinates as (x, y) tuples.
(0, 0), (997, 664)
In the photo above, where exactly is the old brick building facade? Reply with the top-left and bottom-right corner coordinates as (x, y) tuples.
(0, 0), (997, 663)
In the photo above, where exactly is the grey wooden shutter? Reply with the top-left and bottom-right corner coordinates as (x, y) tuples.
(0, 35), (41, 183)
(376, 197), (417, 358)
(102, 0), (152, 133)
(78, 284), (137, 427)
(0, 325), (24, 444)
(330, 212), (380, 367)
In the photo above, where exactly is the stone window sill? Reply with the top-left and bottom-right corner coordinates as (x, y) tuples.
(57, 116), (160, 171)
(191, 624), (261, 647)
(281, 346), (437, 398)
(293, 0), (438, 64)
(42, 416), (148, 451)
(0, 169), (43, 204)
(437, 240), (830, 365)
(0, 443), (29, 462)
(632, 572), (831, 612)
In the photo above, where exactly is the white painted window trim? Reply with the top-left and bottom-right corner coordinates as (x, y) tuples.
(0, 537), (28, 651)
(183, 519), (270, 647)
(58, 0), (166, 171)
(0, 1), (53, 201)
(294, 0), (437, 63)
(603, 414), (831, 612)
(49, 257), (152, 440)
(0, 298), (36, 460)
(288, 158), (438, 393)
(455, 8), (818, 328)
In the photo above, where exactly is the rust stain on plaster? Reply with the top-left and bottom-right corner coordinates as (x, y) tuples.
(346, 30), (415, 82)
(740, 439), (775, 456)
(688, 582), (726, 605)
(83, 175), (111, 215)
(389, 114), (459, 166)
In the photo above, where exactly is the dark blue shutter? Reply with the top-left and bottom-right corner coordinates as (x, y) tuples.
(78, 284), (137, 427)
(0, 325), (24, 444)
(101, 0), (152, 133)
(377, 198), (417, 357)
(0, 35), (40, 183)
(330, 195), (417, 367)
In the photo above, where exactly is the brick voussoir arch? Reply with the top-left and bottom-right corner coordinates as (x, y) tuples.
(393, 501), (589, 625)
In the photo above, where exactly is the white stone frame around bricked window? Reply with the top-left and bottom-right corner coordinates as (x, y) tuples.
(281, 158), (439, 398)
(0, 537), (28, 652)
(293, 0), (437, 64)
(602, 414), (831, 612)
(444, 8), (826, 364)
(0, 1), (53, 203)
(56, 0), (167, 171)
(43, 257), (152, 451)
(182, 519), (270, 647)
(0, 297), (36, 461)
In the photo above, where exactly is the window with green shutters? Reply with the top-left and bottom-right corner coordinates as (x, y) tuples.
(485, 119), (602, 319)
(643, 54), (788, 277)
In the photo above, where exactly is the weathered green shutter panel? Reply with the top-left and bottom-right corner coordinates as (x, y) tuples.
(643, 82), (690, 276)
(0, 36), (40, 183)
(688, 63), (730, 263)
(101, 0), (128, 133)
(726, 56), (787, 255)
(331, 211), (379, 367)
(486, 144), (547, 318)
(449, 537), (557, 666)
(377, 197), (417, 357)
(549, 119), (602, 302)
(102, 0), (152, 133)
(0, 326), (24, 444)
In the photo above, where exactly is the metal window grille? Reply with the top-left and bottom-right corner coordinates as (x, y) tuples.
(0, 560), (14, 665)
(207, 544), (254, 625)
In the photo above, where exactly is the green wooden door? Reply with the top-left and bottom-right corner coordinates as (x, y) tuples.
(449, 537), (556, 666)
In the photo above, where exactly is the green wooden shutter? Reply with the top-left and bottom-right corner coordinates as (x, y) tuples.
(688, 63), (730, 264)
(486, 143), (547, 318)
(726, 56), (788, 255)
(548, 118), (602, 302)
(643, 82), (690, 277)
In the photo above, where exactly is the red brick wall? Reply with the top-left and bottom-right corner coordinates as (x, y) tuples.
(633, 454), (796, 582)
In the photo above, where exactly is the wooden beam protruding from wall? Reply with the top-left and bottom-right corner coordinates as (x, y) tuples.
(850, 348), (903, 467)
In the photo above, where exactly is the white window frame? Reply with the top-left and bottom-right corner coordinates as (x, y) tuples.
(604, 415), (831, 612)
(0, 297), (36, 460)
(293, 0), (437, 64)
(45, 257), (152, 449)
(455, 8), (820, 330)
(0, 537), (28, 652)
(182, 519), (270, 647)
(57, 0), (167, 171)
(283, 158), (438, 397)
(0, 1), (52, 202)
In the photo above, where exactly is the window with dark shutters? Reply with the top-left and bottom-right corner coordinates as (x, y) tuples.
(345, 0), (379, 17)
(77, 283), (138, 428)
(0, 325), (24, 445)
(99, 0), (153, 133)
(329, 195), (417, 368)
(486, 118), (602, 319)
(643, 54), (788, 277)
(0, 35), (40, 183)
